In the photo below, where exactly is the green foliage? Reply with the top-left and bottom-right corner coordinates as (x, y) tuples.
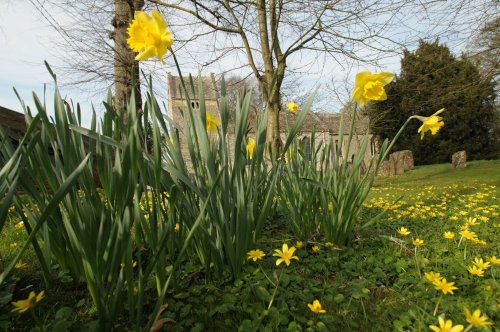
(279, 106), (411, 245)
(368, 40), (498, 164)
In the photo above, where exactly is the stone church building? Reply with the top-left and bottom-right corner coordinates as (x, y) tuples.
(167, 74), (377, 166)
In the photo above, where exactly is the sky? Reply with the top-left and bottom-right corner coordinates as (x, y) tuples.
(0, 1), (495, 128)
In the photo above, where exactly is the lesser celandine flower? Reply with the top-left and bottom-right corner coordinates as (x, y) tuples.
(206, 112), (221, 133)
(487, 255), (500, 265)
(412, 238), (424, 246)
(464, 308), (492, 327)
(429, 316), (464, 332)
(11, 291), (44, 314)
(412, 108), (445, 140)
(425, 271), (442, 284)
(443, 232), (455, 239)
(127, 9), (173, 63)
(472, 258), (490, 270)
(287, 102), (299, 113)
(247, 249), (266, 262)
(273, 244), (298, 266)
(325, 242), (334, 247)
(459, 229), (477, 241)
(351, 71), (394, 107)
(397, 227), (410, 236)
(467, 265), (485, 277)
(433, 278), (458, 295)
(174, 223), (180, 232)
(246, 138), (255, 159)
(312, 245), (321, 253)
(296, 241), (303, 249)
(307, 299), (326, 314)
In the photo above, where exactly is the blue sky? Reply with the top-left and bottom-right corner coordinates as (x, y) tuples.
(0, 1), (494, 128)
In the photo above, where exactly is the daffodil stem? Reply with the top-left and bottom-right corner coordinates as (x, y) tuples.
(268, 268), (284, 310)
(433, 294), (442, 316)
(414, 247), (421, 278)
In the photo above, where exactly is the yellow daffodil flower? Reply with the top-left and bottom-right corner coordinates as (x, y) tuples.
(443, 232), (455, 239)
(206, 112), (220, 133)
(413, 108), (445, 140)
(127, 9), (173, 63)
(273, 244), (299, 266)
(247, 249), (266, 262)
(429, 316), (464, 332)
(307, 299), (326, 314)
(246, 138), (255, 159)
(351, 71), (394, 107)
(11, 291), (44, 314)
(287, 102), (299, 113)
(424, 271), (442, 284)
(412, 238), (424, 246)
(397, 227), (410, 236)
(464, 308), (492, 327)
(296, 241), (303, 249)
(467, 265), (485, 277)
(433, 278), (458, 295)
(472, 258), (490, 270)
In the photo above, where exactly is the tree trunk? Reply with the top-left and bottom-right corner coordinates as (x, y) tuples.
(113, 0), (143, 113)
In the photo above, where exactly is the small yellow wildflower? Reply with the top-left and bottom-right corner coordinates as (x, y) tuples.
(247, 249), (266, 262)
(272, 244), (299, 266)
(296, 241), (303, 249)
(10, 242), (17, 248)
(467, 265), (485, 277)
(429, 316), (464, 332)
(443, 232), (455, 239)
(486, 256), (500, 265)
(174, 223), (180, 232)
(328, 201), (334, 212)
(397, 227), (410, 236)
(459, 229), (477, 241)
(15, 221), (24, 230)
(287, 102), (299, 113)
(307, 299), (326, 314)
(472, 258), (490, 270)
(412, 238), (424, 246)
(465, 217), (478, 227)
(351, 71), (394, 107)
(206, 112), (221, 133)
(433, 278), (458, 295)
(127, 9), (173, 63)
(11, 291), (44, 314)
(424, 271), (442, 284)
(246, 138), (255, 159)
(464, 308), (492, 327)
(325, 242), (334, 247)
(15, 261), (28, 269)
(312, 245), (321, 253)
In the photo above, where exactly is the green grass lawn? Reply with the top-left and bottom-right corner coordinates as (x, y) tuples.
(1, 160), (498, 331)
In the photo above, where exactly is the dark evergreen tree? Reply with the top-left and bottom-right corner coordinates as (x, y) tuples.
(367, 40), (498, 165)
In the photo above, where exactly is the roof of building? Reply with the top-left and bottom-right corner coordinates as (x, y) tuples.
(168, 73), (218, 100)
(0, 106), (27, 140)
(244, 111), (370, 135)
